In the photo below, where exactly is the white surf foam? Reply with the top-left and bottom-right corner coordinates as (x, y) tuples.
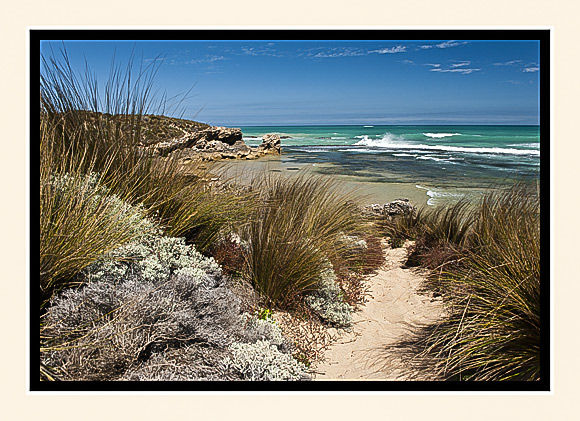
(416, 156), (447, 162)
(355, 133), (540, 156)
(508, 143), (540, 149)
(354, 133), (402, 146)
(423, 132), (462, 138)
(415, 185), (463, 206)
(338, 148), (379, 153)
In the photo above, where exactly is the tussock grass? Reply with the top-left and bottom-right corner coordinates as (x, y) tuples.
(390, 184), (541, 381)
(39, 48), (248, 301)
(39, 168), (155, 301)
(380, 200), (472, 251)
(241, 174), (368, 306)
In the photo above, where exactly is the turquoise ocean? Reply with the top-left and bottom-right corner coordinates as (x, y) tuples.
(239, 125), (540, 205)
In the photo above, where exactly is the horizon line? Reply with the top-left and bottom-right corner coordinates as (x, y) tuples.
(219, 123), (540, 127)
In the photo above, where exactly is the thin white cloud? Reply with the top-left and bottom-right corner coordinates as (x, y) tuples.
(306, 47), (366, 58)
(304, 45), (407, 58)
(402, 59), (415, 64)
(369, 45), (407, 54)
(241, 46), (283, 57)
(424, 60), (479, 74)
(493, 60), (522, 66)
(523, 66), (539, 73)
(430, 67), (480, 75)
(185, 55), (226, 64)
(418, 40), (468, 50)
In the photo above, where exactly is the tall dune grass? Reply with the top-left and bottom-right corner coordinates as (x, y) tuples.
(391, 184), (541, 381)
(241, 174), (369, 306)
(39, 48), (247, 303)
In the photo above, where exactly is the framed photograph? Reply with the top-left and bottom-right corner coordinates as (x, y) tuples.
(33, 29), (549, 392)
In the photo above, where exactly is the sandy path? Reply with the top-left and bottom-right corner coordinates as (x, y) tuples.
(313, 243), (445, 380)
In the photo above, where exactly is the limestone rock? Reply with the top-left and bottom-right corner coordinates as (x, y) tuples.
(365, 199), (416, 217)
(258, 133), (281, 154)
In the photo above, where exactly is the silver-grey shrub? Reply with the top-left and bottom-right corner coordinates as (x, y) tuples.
(42, 234), (242, 380)
(304, 267), (353, 327)
(42, 234), (309, 381)
(222, 340), (309, 381)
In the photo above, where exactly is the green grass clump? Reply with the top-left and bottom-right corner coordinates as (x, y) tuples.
(393, 184), (541, 381)
(241, 174), (368, 306)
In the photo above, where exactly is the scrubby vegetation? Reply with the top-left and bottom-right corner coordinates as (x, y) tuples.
(241, 175), (369, 306)
(39, 49), (384, 381)
(384, 184), (541, 381)
(41, 229), (309, 381)
(39, 48), (542, 384)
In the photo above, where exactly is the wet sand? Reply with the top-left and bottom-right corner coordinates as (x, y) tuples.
(210, 154), (486, 207)
(210, 156), (432, 206)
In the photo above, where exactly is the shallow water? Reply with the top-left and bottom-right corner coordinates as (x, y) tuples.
(226, 125), (541, 206)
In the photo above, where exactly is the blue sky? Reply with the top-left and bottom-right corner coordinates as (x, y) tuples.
(40, 40), (540, 125)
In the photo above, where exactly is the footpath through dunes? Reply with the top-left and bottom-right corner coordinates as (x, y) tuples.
(313, 241), (445, 380)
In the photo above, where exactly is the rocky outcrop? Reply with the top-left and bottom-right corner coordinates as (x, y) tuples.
(364, 199), (416, 218)
(47, 111), (280, 163)
(144, 119), (282, 163)
(257, 134), (281, 155)
(150, 126), (244, 157)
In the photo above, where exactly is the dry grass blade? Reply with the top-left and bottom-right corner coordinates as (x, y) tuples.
(391, 183), (541, 381)
(241, 173), (369, 306)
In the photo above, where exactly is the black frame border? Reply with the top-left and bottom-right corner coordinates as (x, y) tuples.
(31, 28), (551, 392)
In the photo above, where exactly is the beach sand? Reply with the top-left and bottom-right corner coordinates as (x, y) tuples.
(313, 241), (445, 380)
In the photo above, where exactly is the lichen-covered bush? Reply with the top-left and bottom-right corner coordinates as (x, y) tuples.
(122, 345), (237, 381)
(222, 340), (309, 381)
(42, 234), (242, 380)
(304, 267), (353, 327)
(241, 314), (285, 346)
(40, 172), (159, 296)
(42, 234), (309, 381)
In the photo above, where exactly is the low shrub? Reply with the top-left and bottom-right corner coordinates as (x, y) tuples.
(211, 236), (246, 277)
(222, 340), (309, 381)
(41, 234), (240, 380)
(304, 266), (353, 327)
(272, 306), (334, 367)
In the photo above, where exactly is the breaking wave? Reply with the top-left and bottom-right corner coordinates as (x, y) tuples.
(423, 132), (462, 138)
(355, 133), (540, 156)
